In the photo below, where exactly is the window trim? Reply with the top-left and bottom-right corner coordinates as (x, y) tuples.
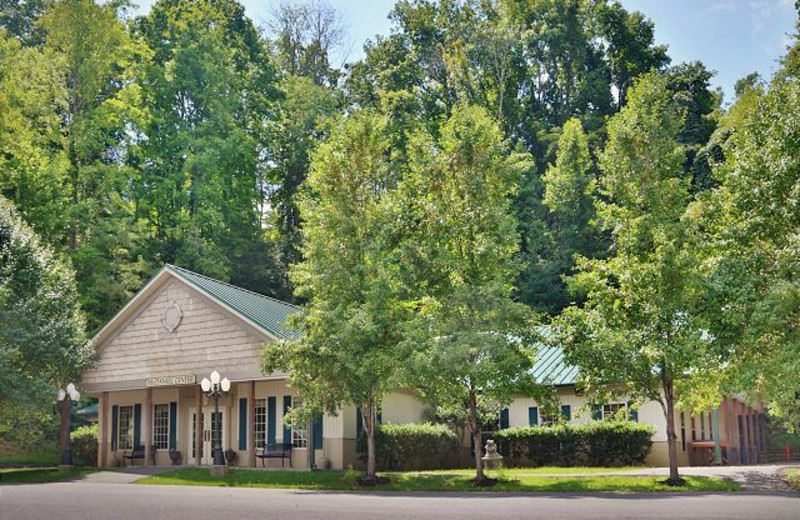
(152, 403), (170, 450)
(117, 405), (134, 451)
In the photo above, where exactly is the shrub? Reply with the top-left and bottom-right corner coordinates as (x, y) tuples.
(356, 423), (461, 471)
(70, 425), (98, 467)
(495, 421), (654, 467)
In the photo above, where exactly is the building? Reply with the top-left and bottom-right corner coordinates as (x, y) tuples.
(83, 265), (766, 469)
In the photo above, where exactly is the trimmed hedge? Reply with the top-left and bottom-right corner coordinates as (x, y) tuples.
(356, 423), (461, 471)
(70, 425), (98, 467)
(495, 421), (654, 467)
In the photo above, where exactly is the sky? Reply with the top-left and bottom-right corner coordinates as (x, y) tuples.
(133, 0), (797, 102)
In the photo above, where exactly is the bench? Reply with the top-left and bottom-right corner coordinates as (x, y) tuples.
(255, 443), (293, 468)
(122, 446), (145, 466)
(122, 446), (156, 466)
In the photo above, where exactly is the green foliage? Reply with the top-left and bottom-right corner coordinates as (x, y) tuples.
(701, 67), (800, 430)
(0, 196), (92, 448)
(398, 104), (537, 481)
(263, 111), (404, 479)
(70, 424), (98, 467)
(495, 421), (654, 467)
(356, 423), (461, 471)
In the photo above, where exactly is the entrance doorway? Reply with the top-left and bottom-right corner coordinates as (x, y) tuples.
(189, 407), (228, 465)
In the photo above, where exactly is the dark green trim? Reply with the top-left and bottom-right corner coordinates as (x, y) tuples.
(592, 404), (603, 421)
(528, 406), (539, 426)
(500, 408), (510, 429)
(356, 408), (363, 437)
(312, 413), (323, 450)
(111, 405), (118, 452)
(133, 404), (142, 449)
(267, 397), (276, 444)
(560, 404), (571, 422)
(168, 402), (177, 450)
(238, 398), (247, 450)
(282, 395), (292, 443)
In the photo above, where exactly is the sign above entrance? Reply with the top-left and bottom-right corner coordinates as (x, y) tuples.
(146, 374), (197, 387)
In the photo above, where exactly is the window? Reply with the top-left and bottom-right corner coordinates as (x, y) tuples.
(602, 403), (626, 420)
(291, 398), (307, 448)
(118, 405), (133, 450)
(691, 415), (696, 441)
(708, 412), (714, 440)
(540, 413), (559, 426)
(254, 399), (266, 449)
(152, 404), (169, 449)
(700, 412), (706, 440)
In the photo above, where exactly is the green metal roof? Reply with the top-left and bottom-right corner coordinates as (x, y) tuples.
(167, 265), (300, 340)
(530, 344), (579, 386)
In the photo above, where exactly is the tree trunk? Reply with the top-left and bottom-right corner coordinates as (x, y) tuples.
(59, 396), (73, 466)
(661, 376), (684, 486)
(468, 392), (486, 483)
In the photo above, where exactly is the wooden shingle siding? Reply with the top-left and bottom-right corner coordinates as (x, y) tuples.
(83, 280), (272, 388)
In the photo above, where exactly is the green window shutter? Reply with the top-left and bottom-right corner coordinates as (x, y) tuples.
(627, 402), (638, 422)
(528, 406), (539, 426)
(561, 405), (572, 422)
(133, 404), (142, 449)
(312, 413), (323, 450)
(111, 405), (119, 452)
(168, 402), (177, 450)
(592, 404), (603, 421)
(377, 411), (382, 425)
(267, 397), (276, 444)
(282, 395), (292, 443)
(238, 398), (247, 450)
(356, 407), (363, 437)
(500, 408), (510, 429)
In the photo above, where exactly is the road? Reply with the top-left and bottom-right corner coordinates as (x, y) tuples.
(2, 481), (799, 520)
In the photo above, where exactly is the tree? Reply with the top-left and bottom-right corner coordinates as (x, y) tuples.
(399, 104), (536, 485)
(0, 0), (51, 45)
(0, 196), (93, 451)
(554, 74), (723, 486)
(263, 111), (403, 484)
(132, 0), (283, 294)
(701, 66), (800, 430)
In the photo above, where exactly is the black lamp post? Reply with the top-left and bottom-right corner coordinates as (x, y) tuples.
(57, 383), (80, 467)
(200, 371), (230, 466)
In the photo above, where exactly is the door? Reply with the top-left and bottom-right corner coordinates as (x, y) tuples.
(189, 407), (227, 465)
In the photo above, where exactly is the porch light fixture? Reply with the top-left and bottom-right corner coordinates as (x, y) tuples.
(200, 371), (230, 466)
(57, 383), (81, 466)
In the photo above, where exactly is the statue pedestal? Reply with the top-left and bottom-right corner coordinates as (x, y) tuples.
(481, 439), (504, 470)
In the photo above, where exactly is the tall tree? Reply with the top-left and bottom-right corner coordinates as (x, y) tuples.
(0, 196), (92, 451)
(133, 0), (282, 294)
(0, 0), (51, 45)
(702, 62), (800, 430)
(263, 112), (403, 484)
(555, 74), (723, 486)
(400, 104), (535, 485)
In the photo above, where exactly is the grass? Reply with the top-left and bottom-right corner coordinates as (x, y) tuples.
(0, 467), (95, 484)
(784, 467), (800, 489)
(136, 468), (738, 493)
(0, 452), (60, 466)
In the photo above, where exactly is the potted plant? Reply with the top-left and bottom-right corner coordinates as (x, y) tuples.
(224, 449), (236, 466)
(169, 448), (181, 465)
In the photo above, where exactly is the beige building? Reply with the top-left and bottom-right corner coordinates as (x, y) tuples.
(83, 265), (766, 469)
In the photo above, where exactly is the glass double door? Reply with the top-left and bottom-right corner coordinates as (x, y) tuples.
(189, 407), (227, 465)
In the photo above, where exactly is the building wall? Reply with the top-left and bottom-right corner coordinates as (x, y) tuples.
(83, 279), (272, 391)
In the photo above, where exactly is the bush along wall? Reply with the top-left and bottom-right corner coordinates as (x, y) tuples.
(356, 423), (461, 471)
(70, 424), (98, 467)
(495, 421), (654, 467)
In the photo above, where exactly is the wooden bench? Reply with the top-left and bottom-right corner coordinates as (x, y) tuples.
(122, 446), (145, 466)
(255, 443), (293, 468)
(122, 447), (156, 466)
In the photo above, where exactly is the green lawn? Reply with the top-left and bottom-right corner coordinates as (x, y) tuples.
(136, 468), (738, 493)
(0, 452), (60, 466)
(0, 467), (94, 484)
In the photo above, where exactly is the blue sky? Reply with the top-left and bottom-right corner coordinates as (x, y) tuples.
(133, 0), (797, 101)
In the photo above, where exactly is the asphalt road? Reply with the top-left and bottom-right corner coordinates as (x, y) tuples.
(2, 482), (799, 520)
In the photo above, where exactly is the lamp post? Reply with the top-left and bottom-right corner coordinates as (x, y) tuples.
(57, 383), (80, 468)
(200, 371), (230, 466)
